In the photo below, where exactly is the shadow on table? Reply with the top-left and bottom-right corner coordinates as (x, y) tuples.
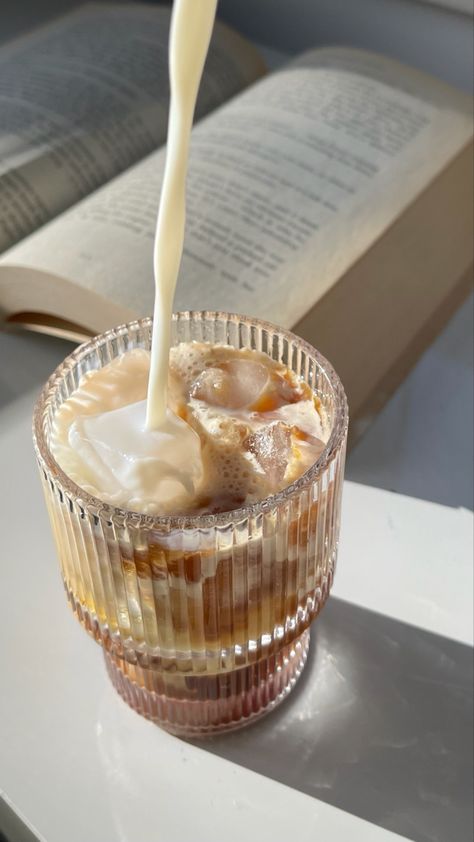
(197, 597), (473, 842)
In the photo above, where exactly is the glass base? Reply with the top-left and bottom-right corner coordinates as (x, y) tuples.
(104, 630), (310, 737)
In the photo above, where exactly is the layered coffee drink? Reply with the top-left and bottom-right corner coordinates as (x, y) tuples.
(49, 338), (333, 650)
(35, 313), (347, 734)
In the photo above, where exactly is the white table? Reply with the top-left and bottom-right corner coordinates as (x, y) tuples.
(0, 326), (472, 842)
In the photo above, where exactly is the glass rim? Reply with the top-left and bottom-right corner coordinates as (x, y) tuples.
(33, 311), (348, 529)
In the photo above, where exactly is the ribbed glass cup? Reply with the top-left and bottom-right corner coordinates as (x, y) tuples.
(33, 312), (348, 736)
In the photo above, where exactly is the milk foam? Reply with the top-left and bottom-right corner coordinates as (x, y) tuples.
(52, 344), (329, 515)
(69, 402), (202, 513)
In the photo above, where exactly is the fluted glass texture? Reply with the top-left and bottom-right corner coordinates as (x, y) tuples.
(33, 312), (348, 734)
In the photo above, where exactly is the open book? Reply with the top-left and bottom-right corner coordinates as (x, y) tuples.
(1, 2), (472, 437)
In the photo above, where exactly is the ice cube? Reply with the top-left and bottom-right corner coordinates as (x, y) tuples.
(190, 367), (232, 407)
(266, 400), (327, 442)
(244, 422), (291, 488)
(224, 358), (269, 407)
(190, 358), (269, 409)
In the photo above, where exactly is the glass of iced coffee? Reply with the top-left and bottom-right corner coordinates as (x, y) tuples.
(33, 311), (348, 736)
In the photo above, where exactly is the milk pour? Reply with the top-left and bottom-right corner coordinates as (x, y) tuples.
(55, 0), (218, 512)
(51, 0), (330, 514)
(146, 0), (218, 430)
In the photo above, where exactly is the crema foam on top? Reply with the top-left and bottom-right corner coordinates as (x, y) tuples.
(51, 343), (328, 515)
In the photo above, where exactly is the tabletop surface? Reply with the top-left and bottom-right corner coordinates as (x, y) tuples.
(0, 326), (473, 842)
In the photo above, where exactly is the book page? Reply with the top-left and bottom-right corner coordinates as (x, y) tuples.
(1, 46), (472, 333)
(0, 2), (264, 253)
